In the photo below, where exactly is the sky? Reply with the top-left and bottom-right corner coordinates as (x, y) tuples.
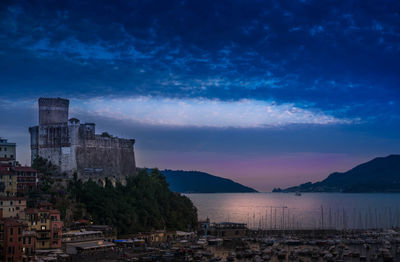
(0, 0), (400, 191)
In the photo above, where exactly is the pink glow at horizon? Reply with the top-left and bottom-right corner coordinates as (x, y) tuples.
(136, 150), (372, 192)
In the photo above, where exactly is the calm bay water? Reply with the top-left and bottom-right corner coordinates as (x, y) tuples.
(186, 193), (400, 230)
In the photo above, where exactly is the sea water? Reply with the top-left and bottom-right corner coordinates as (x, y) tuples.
(186, 193), (400, 230)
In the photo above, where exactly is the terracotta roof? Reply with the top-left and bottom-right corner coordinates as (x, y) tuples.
(0, 196), (26, 201)
(25, 208), (48, 214)
(0, 157), (13, 161)
(25, 207), (60, 214)
(13, 166), (37, 172)
(75, 219), (89, 223)
(1, 218), (23, 226)
(49, 209), (61, 214)
(0, 170), (13, 175)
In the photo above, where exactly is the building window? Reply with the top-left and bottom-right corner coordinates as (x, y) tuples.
(9, 237), (13, 242)
(10, 228), (13, 234)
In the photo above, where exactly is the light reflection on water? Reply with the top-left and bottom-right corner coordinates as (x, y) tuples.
(185, 193), (400, 230)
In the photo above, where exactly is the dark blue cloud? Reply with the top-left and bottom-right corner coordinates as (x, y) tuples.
(1, 1), (400, 190)
(1, 0), (399, 123)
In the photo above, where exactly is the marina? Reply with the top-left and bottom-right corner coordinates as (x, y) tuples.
(68, 228), (400, 261)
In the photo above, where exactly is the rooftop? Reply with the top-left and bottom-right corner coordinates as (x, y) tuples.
(0, 196), (26, 201)
(13, 166), (37, 172)
(63, 230), (103, 237)
(25, 208), (60, 214)
(67, 240), (115, 250)
(0, 138), (16, 145)
(1, 218), (23, 227)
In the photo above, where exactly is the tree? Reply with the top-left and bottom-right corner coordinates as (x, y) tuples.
(68, 169), (198, 234)
(32, 157), (59, 193)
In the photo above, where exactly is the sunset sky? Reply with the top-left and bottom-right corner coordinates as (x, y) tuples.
(1, 0), (399, 191)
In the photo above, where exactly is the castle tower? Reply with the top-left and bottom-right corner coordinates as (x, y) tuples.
(38, 98), (69, 125)
(29, 97), (136, 179)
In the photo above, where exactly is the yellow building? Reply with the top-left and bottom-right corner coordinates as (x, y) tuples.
(0, 197), (26, 218)
(0, 169), (18, 197)
(0, 138), (16, 163)
(25, 207), (63, 249)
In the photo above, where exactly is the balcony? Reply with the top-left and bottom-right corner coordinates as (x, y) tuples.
(37, 233), (51, 240)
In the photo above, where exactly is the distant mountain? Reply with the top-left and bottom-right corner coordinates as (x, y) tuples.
(161, 170), (258, 193)
(277, 155), (400, 193)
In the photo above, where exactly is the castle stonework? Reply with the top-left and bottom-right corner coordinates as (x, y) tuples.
(29, 98), (136, 180)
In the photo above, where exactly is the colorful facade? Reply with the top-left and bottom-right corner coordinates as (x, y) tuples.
(0, 138), (16, 163)
(0, 165), (18, 197)
(0, 218), (23, 262)
(25, 207), (62, 249)
(0, 163), (39, 196)
(22, 231), (35, 262)
(0, 197), (26, 218)
(14, 167), (39, 193)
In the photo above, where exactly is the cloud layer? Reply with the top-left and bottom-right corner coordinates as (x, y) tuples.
(73, 97), (351, 128)
(1, 0), (400, 190)
(0, 0), (399, 124)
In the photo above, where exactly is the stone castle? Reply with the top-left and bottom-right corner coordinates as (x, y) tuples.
(29, 98), (136, 180)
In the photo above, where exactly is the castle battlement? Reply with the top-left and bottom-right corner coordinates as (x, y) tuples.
(29, 98), (136, 180)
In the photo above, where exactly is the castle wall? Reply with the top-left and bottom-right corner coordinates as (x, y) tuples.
(30, 98), (136, 181)
(75, 135), (136, 180)
(29, 126), (39, 162)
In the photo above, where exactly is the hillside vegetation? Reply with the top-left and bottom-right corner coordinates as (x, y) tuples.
(31, 158), (198, 234)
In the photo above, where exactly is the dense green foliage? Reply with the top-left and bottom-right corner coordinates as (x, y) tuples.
(69, 169), (198, 234)
(32, 157), (59, 193)
(30, 158), (198, 234)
